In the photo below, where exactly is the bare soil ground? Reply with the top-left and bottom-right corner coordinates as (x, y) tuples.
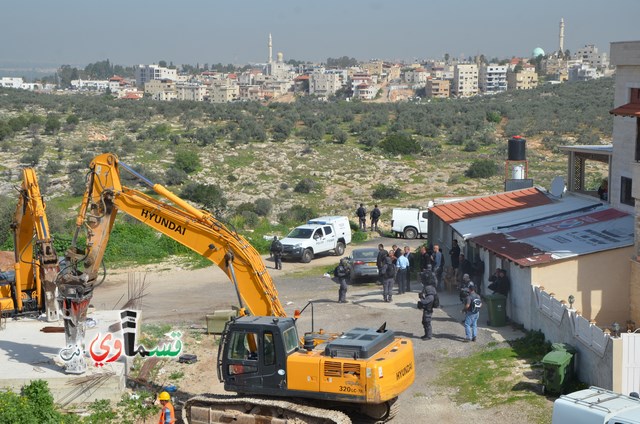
(91, 236), (554, 423)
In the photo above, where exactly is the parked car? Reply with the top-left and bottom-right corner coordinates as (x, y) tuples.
(348, 247), (380, 283)
(280, 216), (351, 263)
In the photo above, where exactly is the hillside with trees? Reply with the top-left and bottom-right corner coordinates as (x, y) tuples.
(0, 77), (614, 264)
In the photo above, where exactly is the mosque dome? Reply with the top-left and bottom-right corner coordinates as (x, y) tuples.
(532, 47), (545, 58)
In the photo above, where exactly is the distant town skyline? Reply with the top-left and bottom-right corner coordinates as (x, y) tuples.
(1, 0), (638, 69)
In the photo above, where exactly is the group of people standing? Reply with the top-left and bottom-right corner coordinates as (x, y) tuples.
(356, 203), (381, 232)
(376, 243), (414, 302)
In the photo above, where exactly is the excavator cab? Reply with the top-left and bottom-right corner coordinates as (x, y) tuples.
(218, 316), (299, 393)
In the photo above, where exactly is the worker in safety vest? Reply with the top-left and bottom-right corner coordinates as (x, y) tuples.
(158, 391), (175, 424)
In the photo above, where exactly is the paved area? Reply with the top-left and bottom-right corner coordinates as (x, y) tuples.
(0, 310), (125, 406)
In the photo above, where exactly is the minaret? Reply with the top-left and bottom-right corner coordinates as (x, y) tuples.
(268, 33), (273, 64)
(559, 18), (565, 54)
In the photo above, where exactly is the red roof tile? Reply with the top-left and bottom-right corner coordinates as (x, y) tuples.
(610, 103), (640, 117)
(430, 187), (551, 224)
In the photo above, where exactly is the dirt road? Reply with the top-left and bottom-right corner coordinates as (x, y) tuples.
(92, 236), (553, 423)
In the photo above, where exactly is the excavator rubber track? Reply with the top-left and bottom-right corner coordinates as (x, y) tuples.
(183, 394), (352, 424)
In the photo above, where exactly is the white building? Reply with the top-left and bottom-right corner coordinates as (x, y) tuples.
(176, 83), (207, 102)
(452, 63), (478, 97)
(403, 68), (428, 86)
(350, 73), (375, 93)
(135, 64), (178, 87)
(479, 64), (507, 94)
(70, 79), (109, 91)
(208, 81), (239, 103)
(144, 79), (176, 101)
(608, 41), (640, 216)
(353, 83), (378, 100)
(0, 77), (24, 88)
(575, 44), (609, 69)
(568, 63), (600, 82)
(309, 71), (341, 97)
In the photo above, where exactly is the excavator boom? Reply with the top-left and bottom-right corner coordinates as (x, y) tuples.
(59, 153), (285, 372)
(1, 169), (58, 321)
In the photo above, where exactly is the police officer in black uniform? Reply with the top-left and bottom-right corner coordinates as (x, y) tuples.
(418, 277), (437, 340)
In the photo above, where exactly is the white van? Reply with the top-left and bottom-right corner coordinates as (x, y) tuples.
(280, 216), (352, 263)
(552, 386), (640, 424)
(391, 208), (429, 239)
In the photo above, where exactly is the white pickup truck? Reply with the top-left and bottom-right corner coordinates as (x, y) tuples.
(391, 208), (429, 239)
(552, 386), (640, 424)
(280, 216), (352, 263)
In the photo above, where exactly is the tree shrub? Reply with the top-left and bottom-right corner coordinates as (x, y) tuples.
(486, 111), (501, 123)
(465, 159), (498, 178)
(241, 210), (259, 227)
(379, 132), (419, 155)
(173, 150), (200, 174)
(165, 167), (188, 186)
(294, 178), (318, 194)
(180, 182), (227, 211)
(372, 184), (400, 200)
(44, 114), (61, 135)
(254, 198), (272, 216)
(278, 205), (316, 225)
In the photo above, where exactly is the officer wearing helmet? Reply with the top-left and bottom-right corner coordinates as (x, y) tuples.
(157, 391), (175, 424)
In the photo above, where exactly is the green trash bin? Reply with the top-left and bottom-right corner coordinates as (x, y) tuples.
(542, 347), (575, 395)
(484, 293), (507, 327)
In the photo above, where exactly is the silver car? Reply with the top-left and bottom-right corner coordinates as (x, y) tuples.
(348, 247), (380, 283)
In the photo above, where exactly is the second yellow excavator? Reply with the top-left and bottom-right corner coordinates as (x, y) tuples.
(61, 153), (415, 422)
(0, 168), (59, 321)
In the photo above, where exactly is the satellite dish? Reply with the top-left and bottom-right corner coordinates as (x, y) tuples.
(550, 176), (565, 197)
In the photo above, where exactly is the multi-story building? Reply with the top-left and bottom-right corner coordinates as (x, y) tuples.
(507, 66), (538, 90)
(350, 73), (374, 93)
(575, 44), (609, 69)
(362, 60), (383, 77)
(452, 63), (478, 97)
(209, 80), (239, 103)
(403, 68), (428, 86)
(568, 63), (600, 82)
(239, 85), (264, 101)
(383, 63), (401, 81)
(425, 78), (450, 98)
(479, 64), (507, 94)
(176, 83), (207, 102)
(144, 79), (176, 101)
(542, 56), (569, 82)
(135, 64), (177, 87)
(609, 41), (640, 336)
(309, 71), (341, 97)
(353, 83), (378, 100)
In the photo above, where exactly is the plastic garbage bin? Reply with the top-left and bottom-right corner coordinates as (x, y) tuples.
(542, 347), (575, 395)
(484, 293), (507, 327)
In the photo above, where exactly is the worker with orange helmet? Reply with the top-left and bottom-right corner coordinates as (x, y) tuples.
(157, 391), (175, 424)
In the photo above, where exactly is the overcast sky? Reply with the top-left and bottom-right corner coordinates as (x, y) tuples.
(2, 0), (638, 68)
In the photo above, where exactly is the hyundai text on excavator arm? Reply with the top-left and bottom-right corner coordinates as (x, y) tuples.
(0, 168), (59, 321)
(61, 153), (415, 422)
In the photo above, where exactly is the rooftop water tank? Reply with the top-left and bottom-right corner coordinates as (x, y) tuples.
(508, 136), (526, 161)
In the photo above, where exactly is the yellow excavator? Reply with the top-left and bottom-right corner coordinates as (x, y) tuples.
(61, 153), (415, 422)
(0, 168), (59, 321)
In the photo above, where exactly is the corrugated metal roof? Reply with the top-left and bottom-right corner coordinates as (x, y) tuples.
(430, 187), (552, 224)
(451, 194), (603, 240)
(472, 206), (634, 267)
